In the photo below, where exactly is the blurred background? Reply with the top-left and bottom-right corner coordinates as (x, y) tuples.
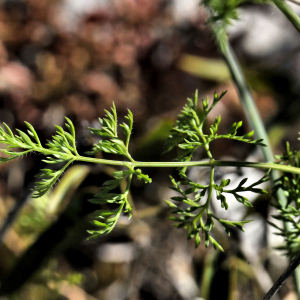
(0, 0), (300, 299)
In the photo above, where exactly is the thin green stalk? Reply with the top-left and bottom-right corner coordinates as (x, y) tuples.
(200, 251), (219, 299)
(13, 144), (300, 174)
(124, 173), (133, 214)
(74, 155), (300, 175)
(211, 24), (287, 199)
(206, 167), (215, 208)
(219, 40), (274, 163)
(273, 0), (300, 33)
(211, 22), (300, 297)
(270, 2), (300, 295)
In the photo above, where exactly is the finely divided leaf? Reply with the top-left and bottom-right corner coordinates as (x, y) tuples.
(88, 104), (133, 159)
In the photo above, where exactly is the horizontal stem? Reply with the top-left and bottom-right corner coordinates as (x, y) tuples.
(211, 161), (298, 174)
(75, 156), (300, 175)
(76, 155), (128, 166)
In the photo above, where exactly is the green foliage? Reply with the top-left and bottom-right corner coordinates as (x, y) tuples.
(33, 167), (70, 198)
(87, 166), (151, 240)
(87, 170), (133, 239)
(269, 142), (300, 256)
(202, 0), (269, 50)
(1, 90), (296, 251)
(0, 121), (41, 162)
(87, 103), (134, 161)
(215, 171), (270, 209)
(164, 91), (264, 165)
(0, 118), (79, 198)
(0, 105), (152, 240)
(164, 91), (268, 250)
(207, 123), (266, 146)
(87, 106), (150, 238)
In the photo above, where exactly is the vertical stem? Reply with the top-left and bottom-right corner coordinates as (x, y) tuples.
(196, 125), (215, 207)
(272, 0), (300, 34)
(228, 257), (238, 300)
(200, 251), (219, 299)
(206, 166), (215, 208)
(120, 173), (136, 214)
(214, 30), (285, 201)
(211, 24), (300, 296)
(124, 172), (134, 214)
(267, 6), (300, 293)
(220, 41), (274, 163)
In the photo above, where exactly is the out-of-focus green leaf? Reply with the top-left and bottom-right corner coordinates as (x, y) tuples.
(176, 54), (231, 82)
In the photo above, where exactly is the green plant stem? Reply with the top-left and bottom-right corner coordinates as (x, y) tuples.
(13, 147), (300, 174)
(219, 41), (274, 163)
(206, 167), (215, 208)
(124, 173), (133, 213)
(273, 0), (300, 33)
(210, 17), (300, 296)
(73, 155), (300, 174)
(211, 20), (287, 195)
(270, 4), (300, 294)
